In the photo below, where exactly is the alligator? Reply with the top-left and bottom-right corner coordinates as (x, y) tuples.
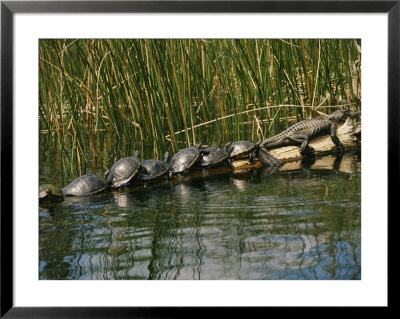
(260, 109), (361, 164)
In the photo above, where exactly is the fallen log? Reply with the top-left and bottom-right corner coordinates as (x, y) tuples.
(107, 119), (361, 191)
(232, 117), (361, 169)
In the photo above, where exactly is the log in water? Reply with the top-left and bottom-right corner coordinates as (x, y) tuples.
(232, 118), (361, 169)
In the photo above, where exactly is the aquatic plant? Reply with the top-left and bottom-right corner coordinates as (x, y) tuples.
(39, 39), (361, 181)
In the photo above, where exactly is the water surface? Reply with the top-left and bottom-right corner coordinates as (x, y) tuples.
(39, 151), (361, 280)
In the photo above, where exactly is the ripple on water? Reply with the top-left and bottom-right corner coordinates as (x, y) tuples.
(39, 156), (361, 280)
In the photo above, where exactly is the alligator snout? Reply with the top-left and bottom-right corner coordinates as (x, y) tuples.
(349, 111), (361, 118)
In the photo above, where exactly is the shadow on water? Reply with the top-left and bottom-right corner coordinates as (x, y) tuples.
(39, 150), (361, 280)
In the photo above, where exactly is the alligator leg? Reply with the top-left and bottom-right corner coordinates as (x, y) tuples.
(329, 123), (344, 154)
(333, 152), (344, 170)
(286, 134), (315, 155)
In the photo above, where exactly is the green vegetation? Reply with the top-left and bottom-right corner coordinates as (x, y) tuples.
(39, 39), (361, 178)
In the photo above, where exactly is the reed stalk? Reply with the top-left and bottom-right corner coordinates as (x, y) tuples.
(39, 39), (361, 180)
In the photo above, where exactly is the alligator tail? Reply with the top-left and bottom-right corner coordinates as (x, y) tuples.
(258, 147), (282, 168)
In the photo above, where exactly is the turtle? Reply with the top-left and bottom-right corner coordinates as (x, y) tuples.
(228, 140), (261, 164)
(62, 175), (107, 196)
(197, 142), (234, 174)
(168, 143), (206, 178)
(104, 150), (141, 188)
(228, 140), (281, 168)
(137, 152), (170, 186)
(39, 184), (64, 203)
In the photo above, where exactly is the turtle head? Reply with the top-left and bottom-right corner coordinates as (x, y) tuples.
(226, 146), (235, 156)
(39, 184), (63, 203)
(200, 151), (210, 157)
(143, 166), (152, 175)
(329, 109), (361, 124)
(103, 168), (110, 179)
(224, 141), (232, 151)
(39, 186), (51, 201)
(195, 143), (202, 149)
(163, 151), (170, 162)
(133, 150), (140, 158)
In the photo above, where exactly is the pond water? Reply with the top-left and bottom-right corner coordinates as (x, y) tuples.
(39, 147), (361, 280)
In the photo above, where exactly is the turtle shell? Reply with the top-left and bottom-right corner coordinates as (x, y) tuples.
(62, 175), (107, 196)
(169, 143), (202, 174)
(198, 144), (232, 168)
(106, 152), (141, 188)
(138, 160), (169, 181)
(229, 140), (260, 159)
(138, 152), (170, 182)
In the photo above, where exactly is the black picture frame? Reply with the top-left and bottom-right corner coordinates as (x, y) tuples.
(1, 1), (395, 317)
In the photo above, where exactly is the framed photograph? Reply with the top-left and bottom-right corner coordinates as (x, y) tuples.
(1, 0), (394, 317)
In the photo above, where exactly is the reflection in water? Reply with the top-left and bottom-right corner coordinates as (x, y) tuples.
(112, 191), (135, 209)
(39, 151), (361, 280)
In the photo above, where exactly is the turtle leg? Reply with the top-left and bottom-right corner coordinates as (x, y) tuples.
(249, 153), (256, 164)
(177, 173), (184, 179)
(249, 150), (258, 164)
(228, 158), (234, 168)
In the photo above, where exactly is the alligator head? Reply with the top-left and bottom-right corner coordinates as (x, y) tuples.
(328, 109), (361, 124)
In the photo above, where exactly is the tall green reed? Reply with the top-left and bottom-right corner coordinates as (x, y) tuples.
(39, 39), (361, 181)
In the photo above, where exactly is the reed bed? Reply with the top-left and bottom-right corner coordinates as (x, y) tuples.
(39, 39), (361, 180)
